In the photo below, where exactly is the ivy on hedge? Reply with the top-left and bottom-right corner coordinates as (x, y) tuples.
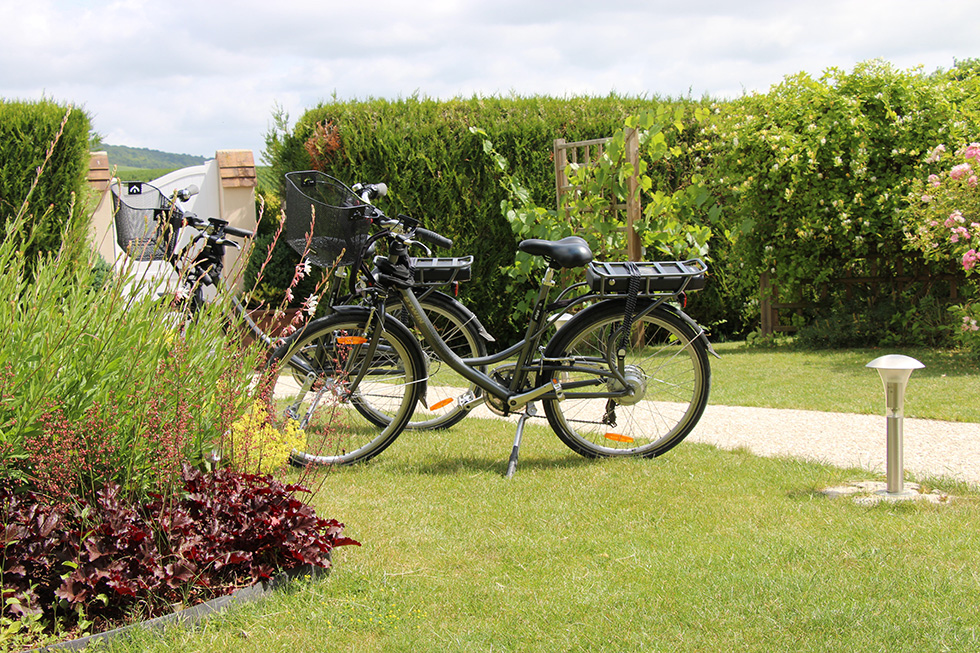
(701, 59), (980, 304)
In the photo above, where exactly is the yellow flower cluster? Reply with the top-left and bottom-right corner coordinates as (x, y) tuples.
(226, 401), (305, 474)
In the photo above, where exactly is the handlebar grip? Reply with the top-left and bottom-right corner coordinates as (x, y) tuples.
(355, 182), (388, 203)
(224, 225), (254, 239)
(415, 228), (453, 249)
(177, 184), (200, 202)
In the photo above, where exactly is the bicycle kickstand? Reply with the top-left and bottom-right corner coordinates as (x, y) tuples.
(505, 403), (537, 479)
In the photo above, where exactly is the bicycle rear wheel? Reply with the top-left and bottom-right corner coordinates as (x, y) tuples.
(264, 309), (425, 465)
(385, 291), (487, 430)
(540, 300), (710, 459)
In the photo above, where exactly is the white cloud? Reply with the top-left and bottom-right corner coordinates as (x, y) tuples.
(0, 0), (974, 158)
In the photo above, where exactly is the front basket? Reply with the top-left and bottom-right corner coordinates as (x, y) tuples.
(284, 171), (372, 267)
(110, 181), (181, 262)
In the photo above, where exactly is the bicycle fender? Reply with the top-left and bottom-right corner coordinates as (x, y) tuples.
(652, 302), (720, 359)
(547, 298), (719, 359)
(426, 290), (496, 343)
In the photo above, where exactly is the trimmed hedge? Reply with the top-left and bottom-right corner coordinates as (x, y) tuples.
(0, 99), (93, 266)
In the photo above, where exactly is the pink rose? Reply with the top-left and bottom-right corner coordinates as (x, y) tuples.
(951, 163), (972, 180)
(963, 249), (979, 271)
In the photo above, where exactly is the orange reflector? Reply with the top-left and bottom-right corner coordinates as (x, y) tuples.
(337, 336), (368, 345)
(429, 398), (454, 410)
(604, 432), (634, 443)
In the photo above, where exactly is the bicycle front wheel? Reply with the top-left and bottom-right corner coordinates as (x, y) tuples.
(540, 300), (710, 459)
(264, 309), (425, 465)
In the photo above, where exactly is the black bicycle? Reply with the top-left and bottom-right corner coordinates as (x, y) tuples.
(266, 171), (717, 474)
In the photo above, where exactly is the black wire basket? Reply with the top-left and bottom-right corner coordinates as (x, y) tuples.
(284, 171), (372, 268)
(110, 181), (181, 262)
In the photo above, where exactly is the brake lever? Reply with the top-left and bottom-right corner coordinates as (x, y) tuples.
(216, 238), (241, 250)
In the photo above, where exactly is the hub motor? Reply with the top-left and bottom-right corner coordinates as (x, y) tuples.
(606, 364), (647, 405)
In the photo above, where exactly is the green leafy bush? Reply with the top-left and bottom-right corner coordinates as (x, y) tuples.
(700, 59), (980, 341)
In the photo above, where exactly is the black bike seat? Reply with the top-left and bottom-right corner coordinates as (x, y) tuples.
(518, 236), (593, 269)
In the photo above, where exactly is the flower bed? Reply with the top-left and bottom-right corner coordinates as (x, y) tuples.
(1, 466), (358, 650)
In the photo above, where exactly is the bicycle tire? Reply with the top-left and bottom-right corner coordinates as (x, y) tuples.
(384, 291), (487, 430)
(540, 300), (710, 459)
(264, 308), (425, 466)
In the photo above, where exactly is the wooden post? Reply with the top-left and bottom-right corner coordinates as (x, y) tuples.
(87, 152), (111, 191)
(624, 128), (641, 262)
(760, 272), (773, 336)
(554, 138), (568, 214)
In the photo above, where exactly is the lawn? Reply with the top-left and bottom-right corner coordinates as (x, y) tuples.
(708, 342), (980, 422)
(101, 343), (980, 653)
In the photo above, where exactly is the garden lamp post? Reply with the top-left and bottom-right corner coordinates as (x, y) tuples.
(866, 354), (925, 495)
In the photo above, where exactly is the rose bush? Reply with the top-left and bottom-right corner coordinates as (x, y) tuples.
(905, 142), (980, 355)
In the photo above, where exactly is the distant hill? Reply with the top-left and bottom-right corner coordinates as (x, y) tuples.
(98, 144), (207, 169)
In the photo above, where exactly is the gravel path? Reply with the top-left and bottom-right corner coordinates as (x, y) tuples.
(460, 394), (980, 487)
(282, 374), (980, 487)
(687, 404), (980, 487)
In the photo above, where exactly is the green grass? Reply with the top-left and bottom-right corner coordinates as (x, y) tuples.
(709, 342), (980, 422)
(104, 419), (980, 652)
(112, 166), (182, 182)
(93, 344), (980, 652)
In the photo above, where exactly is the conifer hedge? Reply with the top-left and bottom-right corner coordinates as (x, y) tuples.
(0, 99), (93, 266)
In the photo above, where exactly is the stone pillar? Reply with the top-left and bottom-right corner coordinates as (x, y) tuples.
(215, 150), (257, 292)
(86, 151), (117, 263)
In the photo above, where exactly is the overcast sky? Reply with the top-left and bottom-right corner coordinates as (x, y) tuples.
(1, 0), (975, 161)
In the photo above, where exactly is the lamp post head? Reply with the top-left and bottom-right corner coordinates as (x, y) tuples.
(866, 354), (924, 415)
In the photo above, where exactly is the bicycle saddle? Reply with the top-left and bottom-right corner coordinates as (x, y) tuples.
(518, 236), (593, 269)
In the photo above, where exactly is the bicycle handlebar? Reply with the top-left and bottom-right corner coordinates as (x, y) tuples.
(176, 184), (199, 202)
(415, 228), (453, 249)
(353, 182), (388, 203)
(182, 213), (254, 240)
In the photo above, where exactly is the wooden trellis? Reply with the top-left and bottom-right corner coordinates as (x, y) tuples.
(553, 128), (642, 262)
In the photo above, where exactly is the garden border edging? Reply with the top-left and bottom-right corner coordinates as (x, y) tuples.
(30, 561), (330, 652)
